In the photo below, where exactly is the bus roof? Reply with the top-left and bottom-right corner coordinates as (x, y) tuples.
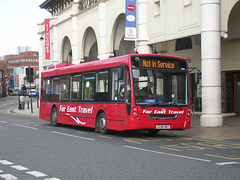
(41, 54), (186, 78)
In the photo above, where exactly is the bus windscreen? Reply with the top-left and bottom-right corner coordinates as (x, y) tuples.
(131, 56), (189, 107)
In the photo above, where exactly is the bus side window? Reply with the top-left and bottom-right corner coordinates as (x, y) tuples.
(71, 74), (82, 101)
(95, 71), (109, 102)
(41, 78), (47, 102)
(83, 73), (95, 101)
(60, 76), (70, 101)
(52, 77), (60, 101)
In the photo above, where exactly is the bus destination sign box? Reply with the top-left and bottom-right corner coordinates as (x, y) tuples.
(132, 57), (187, 71)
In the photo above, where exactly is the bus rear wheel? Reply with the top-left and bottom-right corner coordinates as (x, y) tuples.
(98, 112), (108, 134)
(50, 107), (58, 126)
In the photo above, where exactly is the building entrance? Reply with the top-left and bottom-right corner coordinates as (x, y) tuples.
(235, 75), (240, 115)
(223, 71), (240, 114)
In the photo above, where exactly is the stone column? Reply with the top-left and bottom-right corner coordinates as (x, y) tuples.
(71, 1), (80, 64)
(98, 0), (110, 60)
(200, 0), (223, 126)
(136, 0), (151, 54)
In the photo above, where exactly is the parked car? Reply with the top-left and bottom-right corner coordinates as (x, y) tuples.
(10, 90), (20, 96)
(29, 89), (36, 97)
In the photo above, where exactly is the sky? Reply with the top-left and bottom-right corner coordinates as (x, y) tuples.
(0, 0), (51, 57)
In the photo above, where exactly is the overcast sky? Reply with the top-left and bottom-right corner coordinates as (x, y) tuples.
(0, 0), (51, 56)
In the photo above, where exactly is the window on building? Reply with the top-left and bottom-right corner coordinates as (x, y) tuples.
(154, 0), (160, 16)
(175, 37), (192, 51)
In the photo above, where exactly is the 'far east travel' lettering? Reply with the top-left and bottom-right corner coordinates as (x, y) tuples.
(142, 109), (184, 115)
(78, 106), (93, 114)
(59, 105), (93, 114)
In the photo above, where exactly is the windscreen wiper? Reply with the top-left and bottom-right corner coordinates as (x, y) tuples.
(142, 103), (163, 109)
(169, 102), (182, 110)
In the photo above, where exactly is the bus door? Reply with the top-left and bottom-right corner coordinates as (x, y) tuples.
(111, 66), (131, 116)
(126, 68), (131, 116)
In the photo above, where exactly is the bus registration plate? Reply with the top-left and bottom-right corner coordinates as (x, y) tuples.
(156, 125), (170, 129)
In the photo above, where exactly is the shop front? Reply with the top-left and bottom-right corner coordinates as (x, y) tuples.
(223, 71), (240, 115)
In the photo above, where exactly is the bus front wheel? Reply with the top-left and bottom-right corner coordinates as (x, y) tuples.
(50, 107), (58, 126)
(97, 112), (108, 134)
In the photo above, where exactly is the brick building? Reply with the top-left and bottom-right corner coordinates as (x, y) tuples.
(4, 51), (39, 92)
(0, 57), (7, 97)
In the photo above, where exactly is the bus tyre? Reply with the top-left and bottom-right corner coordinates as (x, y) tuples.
(98, 112), (108, 134)
(50, 107), (58, 126)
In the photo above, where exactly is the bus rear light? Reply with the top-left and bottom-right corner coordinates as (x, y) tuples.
(133, 107), (137, 111)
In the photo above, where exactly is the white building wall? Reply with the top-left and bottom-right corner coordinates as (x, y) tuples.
(38, 0), (240, 125)
(148, 0), (201, 44)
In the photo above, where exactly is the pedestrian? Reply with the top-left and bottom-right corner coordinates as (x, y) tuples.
(19, 94), (25, 110)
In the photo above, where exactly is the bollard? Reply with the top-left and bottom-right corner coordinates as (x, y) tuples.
(37, 97), (39, 108)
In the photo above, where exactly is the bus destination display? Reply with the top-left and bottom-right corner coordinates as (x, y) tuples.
(132, 57), (187, 70)
(142, 59), (175, 69)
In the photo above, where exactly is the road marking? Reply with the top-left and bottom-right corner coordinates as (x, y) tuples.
(14, 124), (37, 130)
(52, 131), (95, 141)
(0, 121), (7, 124)
(0, 160), (14, 165)
(0, 174), (18, 180)
(216, 162), (239, 166)
(206, 154), (240, 160)
(44, 178), (61, 180)
(11, 165), (29, 171)
(0, 170), (3, 173)
(159, 146), (182, 151)
(124, 145), (211, 162)
(97, 135), (111, 139)
(76, 131), (88, 135)
(26, 171), (47, 178)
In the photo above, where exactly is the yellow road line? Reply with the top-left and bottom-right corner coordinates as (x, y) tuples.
(97, 135), (111, 139)
(205, 154), (240, 160)
(76, 131), (88, 135)
(159, 146), (182, 152)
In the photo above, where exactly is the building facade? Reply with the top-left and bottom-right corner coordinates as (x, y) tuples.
(0, 57), (7, 97)
(38, 0), (240, 126)
(4, 51), (39, 92)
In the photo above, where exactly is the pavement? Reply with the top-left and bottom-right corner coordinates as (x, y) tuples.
(12, 99), (39, 117)
(12, 101), (240, 141)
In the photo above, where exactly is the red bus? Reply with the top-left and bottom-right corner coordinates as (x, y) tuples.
(40, 54), (191, 134)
